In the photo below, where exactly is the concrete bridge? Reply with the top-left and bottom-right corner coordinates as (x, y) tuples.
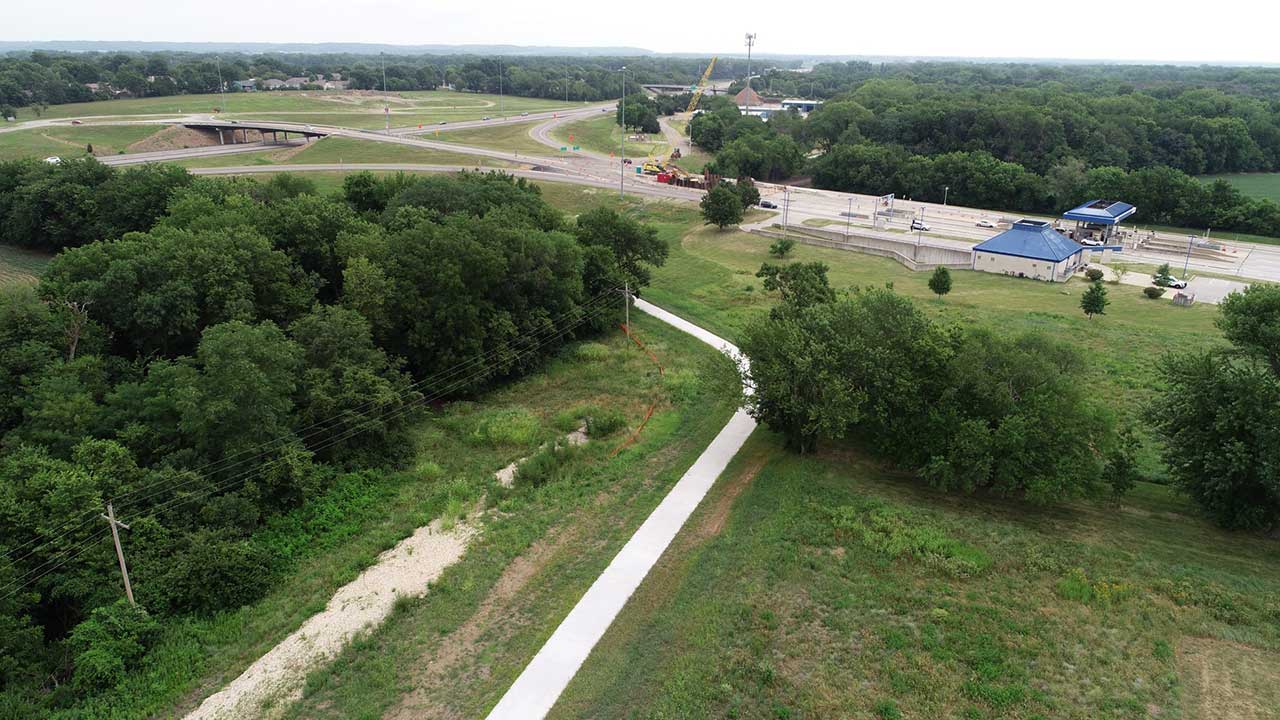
(180, 120), (330, 146)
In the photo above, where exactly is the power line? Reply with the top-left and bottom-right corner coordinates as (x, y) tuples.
(0, 295), (621, 604)
(4, 289), (622, 569)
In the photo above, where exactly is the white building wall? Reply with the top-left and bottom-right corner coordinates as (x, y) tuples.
(973, 251), (1082, 282)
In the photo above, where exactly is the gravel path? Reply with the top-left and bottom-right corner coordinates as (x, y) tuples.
(184, 518), (476, 720)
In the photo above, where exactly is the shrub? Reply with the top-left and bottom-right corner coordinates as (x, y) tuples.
(514, 445), (578, 487)
(769, 237), (796, 258)
(826, 502), (991, 578)
(68, 601), (160, 692)
(574, 342), (610, 362)
(1056, 567), (1134, 606)
(1143, 286), (1166, 299)
(585, 407), (627, 437)
(1085, 267), (1105, 282)
(469, 408), (541, 446)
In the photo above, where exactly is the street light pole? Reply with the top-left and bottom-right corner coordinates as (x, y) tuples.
(619, 65), (626, 199)
(845, 196), (853, 237)
(1183, 234), (1194, 279)
(943, 185), (949, 206)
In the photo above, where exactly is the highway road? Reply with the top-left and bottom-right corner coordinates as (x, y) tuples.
(10, 99), (1280, 283)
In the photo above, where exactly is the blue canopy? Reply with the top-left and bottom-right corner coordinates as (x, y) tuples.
(974, 220), (1084, 262)
(1062, 199), (1137, 226)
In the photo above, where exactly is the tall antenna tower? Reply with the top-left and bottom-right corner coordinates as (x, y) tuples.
(745, 33), (757, 93)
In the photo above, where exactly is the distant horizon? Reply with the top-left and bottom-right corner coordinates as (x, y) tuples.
(1, 40), (1278, 69)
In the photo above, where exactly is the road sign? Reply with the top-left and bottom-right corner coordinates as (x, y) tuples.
(569, 134), (574, 142)
(572, 145), (580, 151)
(560, 146), (567, 151)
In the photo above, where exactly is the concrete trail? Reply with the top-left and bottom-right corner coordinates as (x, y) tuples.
(485, 297), (755, 720)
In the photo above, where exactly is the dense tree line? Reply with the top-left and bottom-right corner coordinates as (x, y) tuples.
(739, 265), (1134, 503)
(689, 77), (1280, 236)
(1154, 284), (1280, 530)
(0, 49), (756, 116)
(0, 162), (667, 714)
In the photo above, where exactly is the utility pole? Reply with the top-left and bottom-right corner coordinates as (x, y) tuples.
(215, 56), (226, 113)
(381, 53), (389, 134)
(782, 185), (790, 240)
(101, 503), (135, 606)
(744, 33), (756, 94)
(620, 65), (627, 199)
(623, 280), (630, 331)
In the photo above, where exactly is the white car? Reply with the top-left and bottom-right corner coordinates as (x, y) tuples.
(976, 219), (997, 229)
(521, 111), (529, 116)
(1080, 238), (1104, 247)
(43, 156), (61, 165)
(910, 219), (931, 232)
(1166, 277), (1189, 289)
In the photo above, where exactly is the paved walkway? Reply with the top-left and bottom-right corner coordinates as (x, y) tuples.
(485, 298), (756, 720)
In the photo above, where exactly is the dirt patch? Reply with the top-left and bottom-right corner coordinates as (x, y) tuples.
(127, 125), (221, 153)
(1177, 636), (1280, 720)
(183, 517), (476, 720)
(386, 522), (578, 720)
(692, 454), (766, 541)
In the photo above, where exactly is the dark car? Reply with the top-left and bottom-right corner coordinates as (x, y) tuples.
(759, 200), (778, 209)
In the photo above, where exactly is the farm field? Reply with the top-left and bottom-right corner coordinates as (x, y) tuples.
(554, 114), (670, 160)
(1199, 172), (1280, 203)
(0, 244), (51, 286)
(0, 124), (164, 161)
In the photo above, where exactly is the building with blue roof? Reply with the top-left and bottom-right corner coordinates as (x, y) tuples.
(1062, 199), (1137, 245)
(972, 220), (1086, 282)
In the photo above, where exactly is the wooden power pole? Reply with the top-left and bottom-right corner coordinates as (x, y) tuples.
(101, 502), (135, 606)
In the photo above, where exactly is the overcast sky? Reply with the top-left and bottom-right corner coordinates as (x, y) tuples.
(4, 0), (1278, 64)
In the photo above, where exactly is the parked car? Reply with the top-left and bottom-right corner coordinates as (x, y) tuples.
(483, 116), (491, 120)
(439, 120), (447, 125)
(1080, 238), (1104, 247)
(976, 219), (997, 228)
(1166, 277), (1189, 289)
(70, 119), (83, 125)
(910, 219), (931, 232)
(521, 111), (529, 116)
(43, 156), (61, 165)
(759, 200), (777, 209)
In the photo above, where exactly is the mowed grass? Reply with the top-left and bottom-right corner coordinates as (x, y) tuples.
(274, 313), (737, 719)
(1199, 172), (1280, 203)
(433, 120), (558, 156)
(284, 136), (519, 167)
(554, 433), (1280, 719)
(0, 124), (164, 160)
(84, 310), (732, 720)
(555, 114), (670, 160)
(12, 89), (579, 126)
(644, 225), (1225, 479)
(0, 245), (52, 286)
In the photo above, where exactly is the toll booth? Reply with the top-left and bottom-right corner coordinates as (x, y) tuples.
(1061, 199), (1137, 244)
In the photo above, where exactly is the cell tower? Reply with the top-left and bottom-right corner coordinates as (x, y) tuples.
(745, 33), (757, 92)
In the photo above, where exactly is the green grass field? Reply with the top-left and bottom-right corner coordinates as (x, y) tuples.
(14, 90), (580, 126)
(1199, 172), (1280, 203)
(0, 244), (52, 286)
(0, 124), (164, 161)
(172, 137), (518, 171)
(554, 433), (1280, 719)
(555, 114), (670, 160)
(433, 120), (558, 156)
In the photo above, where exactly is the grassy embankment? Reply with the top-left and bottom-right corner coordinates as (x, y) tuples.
(552, 201), (1279, 720)
(0, 125), (163, 161)
(554, 114), (669, 160)
(433, 119), (558, 156)
(174, 136), (519, 171)
(1198, 171), (1280, 203)
(0, 244), (51, 286)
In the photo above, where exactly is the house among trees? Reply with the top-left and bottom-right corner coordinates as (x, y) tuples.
(971, 219), (1087, 282)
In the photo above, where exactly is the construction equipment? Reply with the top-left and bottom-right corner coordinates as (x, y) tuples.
(685, 57), (717, 114)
